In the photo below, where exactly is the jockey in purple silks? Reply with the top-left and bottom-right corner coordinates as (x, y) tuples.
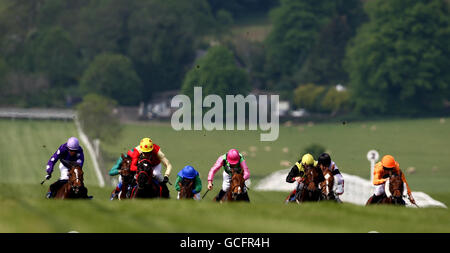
(45, 137), (85, 198)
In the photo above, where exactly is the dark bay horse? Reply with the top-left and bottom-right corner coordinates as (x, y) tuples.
(130, 159), (162, 199)
(381, 171), (406, 205)
(319, 167), (336, 201)
(223, 168), (250, 202)
(54, 160), (89, 199)
(111, 154), (135, 200)
(366, 171), (406, 206)
(295, 164), (325, 204)
(178, 178), (195, 200)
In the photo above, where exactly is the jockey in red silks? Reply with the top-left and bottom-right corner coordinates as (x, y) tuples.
(127, 137), (173, 198)
(207, 149), (251, 201)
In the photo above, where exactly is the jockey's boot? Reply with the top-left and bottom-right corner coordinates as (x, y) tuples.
(214, 189), (226, 202)
(46, 191), (53, 199)
(242, 191), (250, 202)
(110, 187), (120, 200)
(161, 183), (170, 198)
(285, 190), (297, 203)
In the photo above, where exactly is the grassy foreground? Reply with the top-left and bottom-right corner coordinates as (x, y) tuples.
(0, 183), (449, 233)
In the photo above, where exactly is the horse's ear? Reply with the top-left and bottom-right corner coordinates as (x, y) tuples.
(121, 153), (125, 159)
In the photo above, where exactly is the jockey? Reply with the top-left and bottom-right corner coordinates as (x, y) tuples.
(285, 153), (318, 203)
(128, 137), (173, 197)
(108, 150), (134, 200)
(367, 155), (416, 205)
(207, 149), (250, 202)
(175, 165), (202, 200)
(45, 137), (84, 198)
(317, 153), (344, 199)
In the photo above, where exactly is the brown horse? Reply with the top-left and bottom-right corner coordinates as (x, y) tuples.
(111, 154), (135, 200)
(130, 159), (162, 199)
(366, 171), (406, 206)
(54, 160), (89, 199)
(222, 168), (250, 202)
(295, 164), (325, 204)
(178, 178), (195, 199)
(319, 167), (336, 201)
(382, 171), (406, 205)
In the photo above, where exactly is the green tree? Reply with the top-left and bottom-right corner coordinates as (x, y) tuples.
(293, 83), (327, 112)
(75, 0), (132, 62)
(345, 0), (450, 115)
(264, 0), (334, 81)
(0, 57), (10, 103)
(126, 0), (214, 97)
(24, 26), (80, 87)
(321, 87), (351, 115)
(294, 0), (367, 86)
(181, 45), (251, 99)
(76, 93), (122, 142)
(79, 53), (143, 106)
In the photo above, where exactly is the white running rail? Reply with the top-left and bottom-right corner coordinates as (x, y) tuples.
(74, 115), (105, 187)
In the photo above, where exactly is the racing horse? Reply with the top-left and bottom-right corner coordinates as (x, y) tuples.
(54, 159), (89, 199)
(130, 159), (162, 199)
(381, 171), (406, 205)
(110, 154), (135, 200)
(319, 166), (336, 201)
(366, 170), (406, 206)
(178, 178), (195, 199)
(223, 167), (250, 202)
(295, 164), (325, 204)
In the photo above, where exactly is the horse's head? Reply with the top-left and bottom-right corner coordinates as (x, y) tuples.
(230, 168), (245, 200)
(68, 165), (84, 195)
(388, 172), (404, 199)
(319, 168), (334, 198)
(119, 154), (133, 182)
(179, 178), (195, 199)
(303, 164), (320, 192)
(137, 159), (153, 188)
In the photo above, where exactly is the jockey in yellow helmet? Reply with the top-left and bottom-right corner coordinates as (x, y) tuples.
(128, 137), (173, 197)
(285, 153), (319, 203)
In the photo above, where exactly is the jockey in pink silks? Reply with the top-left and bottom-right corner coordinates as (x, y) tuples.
(207, 149), (251, 201)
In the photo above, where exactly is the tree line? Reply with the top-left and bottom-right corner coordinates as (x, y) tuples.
(0, 0), (448, 117)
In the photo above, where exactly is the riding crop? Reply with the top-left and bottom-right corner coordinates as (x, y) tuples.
(202, 189), (210, 199)
(202, 183), (213, 199)
(40, 176), (48, 185)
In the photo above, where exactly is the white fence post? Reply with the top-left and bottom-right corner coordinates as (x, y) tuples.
(366, 150), (379, 184)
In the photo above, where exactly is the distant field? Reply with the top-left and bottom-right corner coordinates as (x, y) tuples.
(102, 117), (450, 194)
(0, 119), (97, 185)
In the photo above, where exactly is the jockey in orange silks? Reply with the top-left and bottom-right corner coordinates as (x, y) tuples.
(368, 155), (416, 205)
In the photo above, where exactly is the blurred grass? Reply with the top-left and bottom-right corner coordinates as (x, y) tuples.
(0, 119), (97, 186)
(0, 183), (449, 233)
